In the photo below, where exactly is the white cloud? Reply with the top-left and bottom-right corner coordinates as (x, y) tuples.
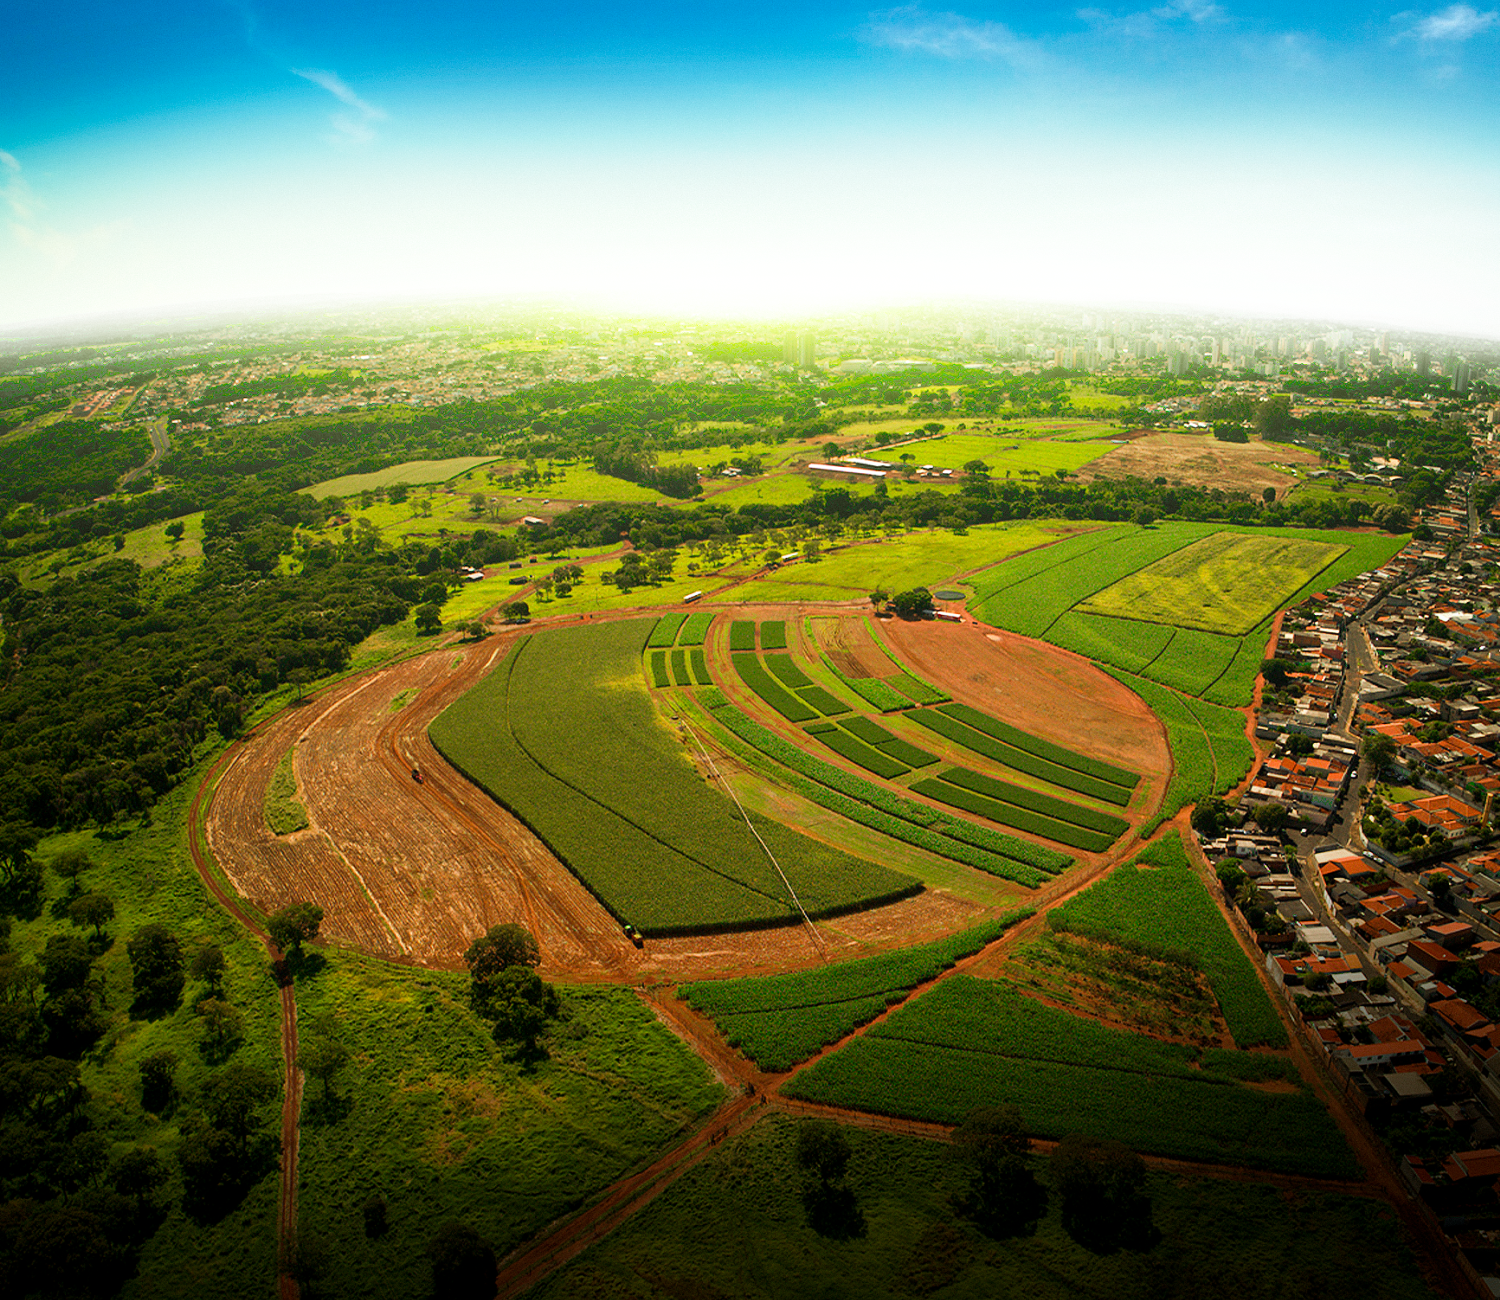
(292, 68), (387, 145)
(863, 7), (1043, 66)
(1396, 5), (1498, 41)
(1150, 1), (1222, 20)
(1077, 0), (1222, 39)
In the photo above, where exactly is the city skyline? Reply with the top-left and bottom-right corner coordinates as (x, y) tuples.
(5, 1), (1500, 335)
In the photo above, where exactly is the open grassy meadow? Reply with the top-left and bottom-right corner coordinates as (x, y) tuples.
(305, 456), (502, 498)
(530, 1117), (1426, 1300)
(293, 955), (722, 1300)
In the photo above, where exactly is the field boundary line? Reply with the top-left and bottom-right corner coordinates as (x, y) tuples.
(675, 705), (825, 956)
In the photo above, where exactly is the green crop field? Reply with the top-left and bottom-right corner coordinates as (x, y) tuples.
(263, 748), (309, 834)
(759, 620), (787, 649)
(969, 522), (1405, 706)
(1076, 532), (1348, 636)
(647, 611), (688, 647)
(679, 915), (1025, 1070)
(826, 658), (913, 711)
(677, 610), (716, 645)
(911, 778), (1117, 853)
(295, 956), (722, 1299)
(785, 974), (1344, 1175)
(429, 624), (919, 934)
(700, 692), (1070, 884)
(304, 456), (501, 498)
(729, 620), (756, 650)
(715, 522), (1073, 604)
(1047, 832), (1286, 1047)
(529, 1117), (1432, 1300)
(898, 431), (1119, 477)
(734, 653), (819, 723)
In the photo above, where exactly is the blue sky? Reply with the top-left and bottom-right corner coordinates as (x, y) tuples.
(4, 2), (1499, 334)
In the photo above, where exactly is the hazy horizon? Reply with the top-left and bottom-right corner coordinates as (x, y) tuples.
(6, 2), (1500, 337)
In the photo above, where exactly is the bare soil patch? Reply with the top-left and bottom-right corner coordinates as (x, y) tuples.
(809, 614), (891, 679)
(881, 617), (1170, 781)
(1077, 431), (1319, 497)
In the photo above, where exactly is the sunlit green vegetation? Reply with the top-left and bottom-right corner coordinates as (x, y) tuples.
(263, 749), (309, 834)
(429, 624), (919, 934)
(1047, 832), (1287, 1048)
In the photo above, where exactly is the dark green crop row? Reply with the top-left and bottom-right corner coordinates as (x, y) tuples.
(649, 650), (671, 688)
(759, 620), (787, 650)
(939, 767), (1128, 838)
(765, 653), (813, 688)
(689, 648), (713, 686)
(670, 648), (690, 686)
(647, 611), (688, 648)
(839, 716), (896, 745)
(808, 726), (912, 780)
(879, 737), (939, 769)
(909, 709), (1132, 807)
(733, 654), (818, 723)
(729, 620), (757, 651)
(888, 671), (949, 705)
(700, 698), (1061, 884)
(938, 702), (1140, 789)
(911, 778), (1117, 853)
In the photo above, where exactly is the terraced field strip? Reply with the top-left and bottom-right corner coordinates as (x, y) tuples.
(909, 709), (1133, 807)
(911, 777), (1117, 853)
(734, 653), (819, 723)
(765, 652), (813, 688)
(729, 620), (757, 651)
(759, 620), (787, 650)
(938, 702), (1139, 789)
(670, 648), (691, 687)
(649, 649), (671, 688)
(796, 684), (851, 716)
(689, 648), (713, 686)
(699, 690), (1069, 885)
(648, 611), (689, 647)
(803, 722), (913, 780)
(937, 767), (1129, 838)
(678, 611), (716, 645)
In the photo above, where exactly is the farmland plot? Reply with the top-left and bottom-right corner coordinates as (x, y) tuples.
(680, 914), (1025, 1070)
(431, 623), (920, 934)
(1047, 832), (1286, 1047)
(785, 975), (1347, 1175)
(1076, 532), (1347, 636)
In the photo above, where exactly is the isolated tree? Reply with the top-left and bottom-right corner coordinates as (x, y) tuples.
(1251, 802), (1290, 834)
(300, 1031), (350, 1103)
(795, 1119), (851, 1187)
(190, 941), (227, 993)
(164, 520), (186, 542)
(890, 586), (933, 619)
(952, 1105), (1046, 1237)
(426, 1221), (497, 1300)
(68, 891), (115, 941)
(266, 902), (323, 958)
(1050, 1134), (1151, 1251)
(794, 1118), (864, 1239)
(199, 1063), (277, 1141)
(286, 667), (314, 703)
(501, 601), (529, 622)
(486, 966), (559, 1057)
(414, 602), (442, 634)
(39, 934), (93, 995)
(197, 997), (244, 1061)
(111, 1145), (169, 1211)
(127, 924), (185, 1013)
(51, 848), (92, 898)
(139, 1049), (179, 1111)
(1363, 732), (1397, 773)
(464, 923), (540, 987)
(1259, 658), (1293, 689)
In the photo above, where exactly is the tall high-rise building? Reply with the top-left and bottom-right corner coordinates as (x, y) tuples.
(1415, 350), (1431, 376)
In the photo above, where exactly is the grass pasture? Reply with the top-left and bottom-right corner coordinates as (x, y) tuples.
(530, 1117), (1430, 1300)
(428, 623), (919, 934)
(1076, 532), (1348, 636)
(294, 957), (722, 1300)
